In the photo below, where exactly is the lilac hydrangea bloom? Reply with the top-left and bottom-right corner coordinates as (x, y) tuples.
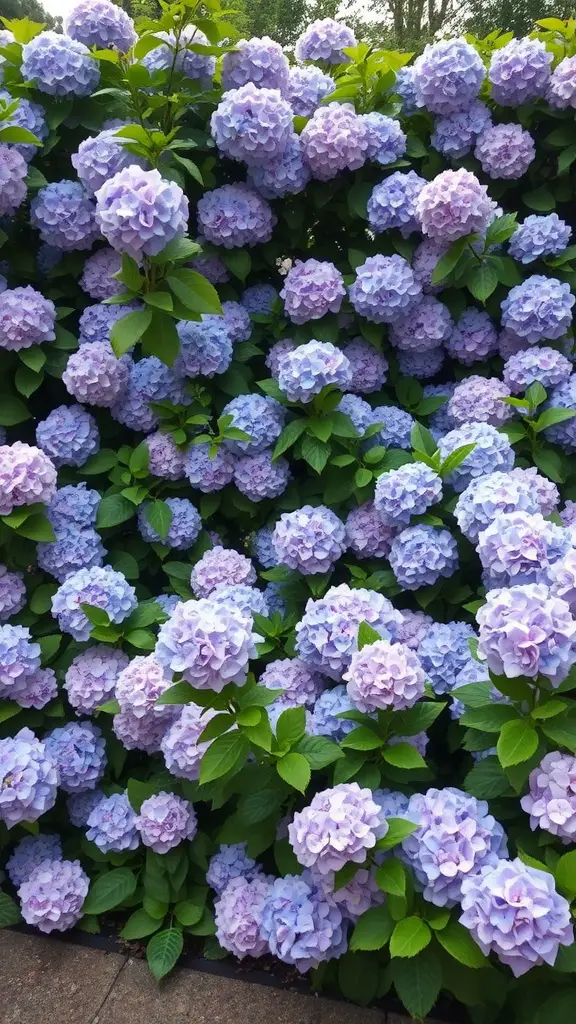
(155, 598), (258, 690)
(544, 377), (576, 452)
(0, 146), (27, 215)
(316, 867), (383, 921)
(475, 123), (535, 179)
(419, 620), (476, 694)
(210, 585), (269, 620)
(141, 26), (215, 85)
(113, 708), (168, 755)
(16, 668), (57, 711)
(22, 31), (99, 97)
(115, 654), (173, 719)
(222, 36), (289, 93)
(278, 341), (351, 402)
(64, 646), (129, 716)
(342, 338), (388, 393)
(374, 462), (442, 526)
(86, 792), (139, 853)
(295, 18), (356, 63)
(185, 443), (236, 493)
(509, 214), (571, 264)
(460, 858), (572, 976)
(431, 101), (492, 159)
(478, 511), (571, 587)
(345, 502), (396, 559)
(402, 787), (507, 907)
(64, 0), (136, 51)
(45, 721), (105, 794)
(389, 524), (458, 591)
(197, 184), (276, 249)
(397, 347), (444, 380)
(211, 84), (292, 167)
(215, 875), (272, 959)
(454, 469), (544, 543)
(280, 259), (345, 325)
(448, 375), (512, 427)
(67, 789), (104, 828)
(308, 685), (356, 740)
(251, 526), (278, 568)
(489, 38), (552, 106)
(505, 346), (572, 396)
(272, 505), (346, 575)
(146, 431), (185, 481)
(6, 833), (62, 888)
(223, 395), (286, 455)
(260, 872), (346, 972)
(0, 441), (57, 514)
(190, 248), (229, 285)
(138, 497), (201, 549)
(260, 658), (323, 707)
(368, 405), (415, 449)
(111, 356), (185, 433)
(550, 549), (576, 612)
(390, 295), (452, 352)
(438, 422), (515, 492)
(300, 103), (368, 181)
(161, 704), (216, 780)
(289, 783), (386, 875)
(547, 54), (576, 109)
(521, 751), (576, 843)
(37, 524), (105, 584)
(367, 171), (426, 235)
(344, 639), (425, 712)
(561, 501), (576, 527)
(234, 451), (290, 501)
(222, 300), (252, 343)
(136, 792), (197, 853)
(412, 238), (448, 294)
(72, 128), (146, 195)
(63, 342), (130, 408)
(361, 113), (407, 166)
(95, 166), (188, 260)
(191, 546), (256, 597)
(51, 565), (137, 642)
(18, 859), (89, 933)
(0, 565), (26, 622)
(80, 248), (123, 300)
(446, 309), (498, 365)
(501, 275), (574, 343)
(349, 254), (422, 324)
(207, 842), (260, 895)
(296, 583), (402, 679)
(0, 727), (58, 828)
(413, 38), (484, 114)
(287, 65), (335, 116)
(337, 394), (373, 434)
(394, 611), (433, 654)
(78, 301), (141, 345)
(394, 66), (417, 112)
(0, 90), (47, 162)
(37, 405), (99, 469)
(477, 583), (576, 684)
(31, 181), (98, 250)
(416, 168), (496, 243)
(247, 134), (311, 198)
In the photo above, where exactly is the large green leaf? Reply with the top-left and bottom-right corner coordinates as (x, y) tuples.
(146, 927), (184, 981)
(392, 947), (441, 1020)
(390, 917), (431, 958)
(497, 719), (538, 767)
(82, 868), (137, 915)
(350, 903), (394, 951)
(199, 732), (249, 784)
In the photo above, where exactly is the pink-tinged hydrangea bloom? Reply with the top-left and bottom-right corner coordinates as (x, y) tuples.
(86, 791), (139, 852)
(390, 295), (452, 352)
(345, 502), (396, 559)
(342, 338), (388, 393)
(278, 340), (351, 403)
(273, 505), (346, 575)
(115, 655), (173, 719)
(416, 168), (497, 243)
(185, 442), (236, 493)
(95, 166), (188, 260)
(446, 308), (498, 365)
(191, 546), (256, 598)
(367, 171), (426, 235)
(141, 26), (215, 85)
(113, 707), (169, 755)
(549, 549), (576, 612)
(215, 875), (272, 959)
(344, 639), (425, 712)
(300, 103), (368, 181)
(207, 843), (260, 895)
(36, 405), (99, 469)
(402, 787), (507, 907)
(390, 524), (458, 591)
(287, 65), (335, 116)
(21, 31), (99, 97)
(289, 783), (386, 875)
(18, 859), (89, 933)
(413, 38), (484, 114)
(211, 84), (292, 167)
(7, 833), (62, 888)
(374, 462), (442, 526)
(396, 610), (433, 651)
(247, 134), (311, 198)
(15, 667), (57, 710)
(0, 145), (27, 215)
(475, 123), (535, 180)
(80, 248), (123, 300)
(477, 583), (576, 684)
(438, 422), (515, 492)
(51, 565), (137, 642)
(280, 259), (345, 324)
(222, 36), (289, 93)
(233, 451), (290, 501)
(155, 598), (258, 690)
(521, 751), (576, 843)
(72, 128), (146, 195)
(361, 112), (406, 165)
(296, 583), (403, 679)
(161, 704), (216, 780)
(260, 872), (346, 972)
(448, 375), (512, 427)
(349, 254), (422, 324)
(547, 54), (576, 109)
(197, 183), (276, 249)
(509, 214), (571, 264)
(0, 727), (58, 828)
(295, 18), (356, 63)
(460, 858), (573, 976)
(417, 620), (476, 695)
(477, 511), (571, 588)
(501, 275), (574, 343)
(454, 470), (543, 544)
(315, 867), (383, 921)
(63, 342), (130, 408)
(489, 38), (552, 106)
(136, 792), (197, 853)
(64, 646), (129, 716)
(431, 100), (492, 159)
(0, 441), (57, 515)
(45, 721), (105, 794)
(64, 0), (136, 51)
(146, 431), (185, 481)
(0, 565), (26, 623)
(412, 238), (449, 294)
(30, 180), (99, 251)
(260, 658), (324, 707)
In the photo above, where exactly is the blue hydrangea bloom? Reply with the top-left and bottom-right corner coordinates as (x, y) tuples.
(36, 405), (99, 468)
(389, 524), (458, 591)
(337, 394), (374, 434)
(438, 422), (515, 492)
(234, 450), (290, 501)
(242, 283), (278, 315)
(247, 134), (311, 198)
(287, 65), (335, 116)
(211, 83), (293, 167)
(544, 377), (576, 452)
(368, 405), (414, 450)
(222, 35), (289, 93)
(222, 394), (286, 454)
(6, 833), (62, 887)
(209, 584), (269, 619)
(394, 66), (417, 112)
(375, 463), (442, 525)
(367, 171), (426, 235)
(222, 300), (252, 343)
(273, 505), (346, 575)
(260, 873), (347, 972)
(489, 38), (552, 106)
(111, 357), (186, 432)
(86, 791), (139, 853)
(361, 112), (406, 165)
(413, 38), (485, 114)
(251, 526), (278, 568)
(185, 442), (236, 493)
(78, 301), (141, 345)
(37, 525), (105, 583)
(72, 128), (146, 195)
(295, 18), (356, 64)
(197, 184), (276, 249)
(509, 214), (572, 264)
(431, 100), (491, 159)
(45, 721), (106, 793)
(47, 483), (100, 530)
(0, 89), (48, 161)
(51, 566), (137, 642)
(64, 0), (136, 52)
(501, 275), (574, 344)
(67, 789), (105, 828)
(0, 624), (40, 703)
(138, 498), (201, 550)
(278, 340), (351, 402)
(176, 316), (232, 379)
(419, 620), (477, 694)
(21, 31), (100, 97)
(349, 255), (422, 324)
(30, 181), (98, 251)
(206, 842), (260, 894)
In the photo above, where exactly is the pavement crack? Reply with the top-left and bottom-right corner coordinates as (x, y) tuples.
(89, 955), (128, 1024)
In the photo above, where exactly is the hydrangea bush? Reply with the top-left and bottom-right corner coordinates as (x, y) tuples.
(1, 6), (576, 1021)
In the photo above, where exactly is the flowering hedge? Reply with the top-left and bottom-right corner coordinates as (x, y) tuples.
(1, 4), (576, 1019)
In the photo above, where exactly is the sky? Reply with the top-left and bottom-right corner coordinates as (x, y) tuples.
(42, 0), (78, 16)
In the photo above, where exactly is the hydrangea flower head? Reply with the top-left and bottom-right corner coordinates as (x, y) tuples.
(416, 169), (496, 243)
(0, 565), (26, 623)
(215, 875), (272, 959)
(521, 750), (576, 843)
(395, 610), (433, 651)
(0, 89), (47, 162)
(280, 259), (345, 325)
(260, 872), (346, 972)
(247, 134), (311, 199)
(548, 54), (576, 109)
(439, 421), (515, 492)
(64, 646), (129, 715)
(344, 639), (425, 712)
(368, 405), (415, 450)
(349, 254), (422, 324)
(51, 565), (137, 641)
(111, 356), (185, 433)
(161, 704), (216, 780)
(138, 497), (201, 550)
(86, 791), (139, 853)
(374, 462), (442, 526)
(446, 308), (498, 365)
(0, 286), (55, 352)
(412, 238), (449, 294)
(63, 342), (130, 408)
(478, 510), (571, 587)
(222, 36), (289, 93)
(289, 783), (386, 875)
(448, 376), (512, 427)
(113, 707), (168, 755)
(78, 300), (141, 345)
(191, 546), (256, 597)
(45, 721), (105, 794)
(37, 405), (99, 469)
(67, 789), (104, 828)
(489, 38), (552, 105)
(278, 340), (351, 403)
(413, 38), (484, 114)
(207, 842), (260, 895)
(210, 585), (269, 621)
(31, 180), (98, 250)
(361, 112), (406, 165)
(95, 166), (188, 260)
(222, 300), (252, 343)
(475, 123), (535, 179)
(80, 248), (123, 300)
(0, 441), (57, 514)
(342, 338), (388, 394)
(431, 101), (492, 159)
(115, 654), (173, 719)
(418, 620), (476, 694)
(367, 171), (426, 235)
(300, 103), (368, 181)
(136, 792), (197, 853)
(155, 598), (258, 690)
(211, 84), (292, 167)
(337, 394), (373, 434)
(18, 859), (89, 933)
(64, 0), (136, 51)
(197, 184), (276, 249)
(295, 18), (356, 63)
(141, 26), (215, 85)
(0, 145), (27, 215)
(501, 275), (574, 343)
(509, 214), (571, 264)
(6, 833), (63, 888)
(394, 66), (417, 112)
(146, 431), (185, 481)
(345, 502), (396, 559)
(273, 505), (346, 575)
(389, 523), (458, 591)
(544, 377), (576, 452)
(390, 295), (452, 352)
(234, 451), (290, 501)
(190, 249), (229, 285)
(260, 658), (323, 707)
(454, 469), (544, 543)
(37, 523), (105, 584)
(22, 31), (99, 97)
(287, 65), (335, 116)
(185, 442), (236, 493)
(308, 684), (356, 740)
(0, 727), (58, 828)
(72, 128), (146, 195)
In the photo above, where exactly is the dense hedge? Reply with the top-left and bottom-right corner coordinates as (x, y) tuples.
(1, 5), (576, 1021)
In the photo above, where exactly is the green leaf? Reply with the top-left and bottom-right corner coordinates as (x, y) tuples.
(523, 187), (555, 212)
(0, 891), (22, 927)
(110, 308), (153, 356)
(555, 850), (576, 900)
(485, 213), (518, 247)
(81, 450), (118, 475)
(0, 125), (40, 144)
(199, 732), (249, 784)
(120, 909), (162, 940)
(222, 250), (251, 282)
(301, 434), (329, 474)
(376, 817), (418, 851)
(358, 620), (382, 650)
(151, 237), (201, 264)
(497, 719), (538, 768)
(81, 603), (109, 627)
(391, 948), (441, 1021)
(16, 513), (55, 542)
(390, 917), (431, 958)
(435, 921), (487, 968)
(146, 500), (173, 540)
(350, 903), (394, 951)
(440, 443), (476, 479)
(15, 364), (43, 398)
(411, 422), (437, 457)
(273, 418), (307, 458)
(450, 682), (492, 708)
(276, 752), (311, 793)
(393, 701), (445, 736)
(375, 858), (406, 896)
(464, 757), (513, 799)
(146, 927), (183, 981)
(553, 944), (576, 972)
(341, 726), (383, 751)
(466, 262), (498, 302)
(558, 144), (576, 174)
(533, 447), (566, 484)
(460, 705), (520, 733)
(156, 682), (197, 706)
(96, 494), (135, 529)
(347, 181), (372, 219)
(174, 900), (204, 927)
(166, 268), (222, 314)
(534, 408), (576, 433)
(338, 951), (380, 1007)
(430, 237), (470, 285)
(296, 734), (344, 769)
(0, 699), (21, 724)
(0, 394), (30, 425)
(275, 705), (306, 747)
(83, 868), (137, 915)
(383, 742), (426, 769)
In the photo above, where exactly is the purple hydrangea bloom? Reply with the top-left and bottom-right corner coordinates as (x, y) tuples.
(0, 441), (57, 514)
(501, 275), (574, 343)
(509, 214), (571, 264)
(460, 858), (572, 976)
(222, 395), (286, 454)
(197, 184), (276, 249)
(215, 875), (272, 959)
(64, 646), (129, 716)
(63, 342), (130, 408)
(185, 442), (236, 493)
(221, 300), (252, 344)
(146, 431), (185, 481)
(141, 26), (215, 85)
(260, 658), (323, 707)
(0, 727), (58, 828)
(31, 181), (98, 250)
(242, 283), (277, 315)
(374, 462), (442, 526)
(413, 38), (484, 114)
(251, 526), (278, 569)
(15, 667), (57, 711)
(115, 655), (173, 719)
(190, 248), (229, 286)
(547, 54), (576, 109)
(455, 469), (544, 543)
(45, 721), (105, 794)
(309, 684), (356, 740)
(368, 405), (415, 450)
(477, 583), (576, 684)
(389, 523), (458, 591)
(478, 511), (570, 587)
(446, 309), (498, 365)
(395, 610), (433, 651)
(544, 377), (576, 452)
(0, 565), (26, 622)
(136, 792), (197, 853)
(155, 594), (180, 616)
(156, 598), (258, 690)
(86, 791), (139, 853)
(234, 450), (290, 501)
(550, 549), (576, 612)
(344, 639), (425, 712)
(475, 123), (535, 179)
(419, 620), (476, 694)
(489, 38), (552, 106)
(448, 376), (512, 427)
(561, 501), (576, 527)
(247, 134), (311, 199)
(361, 112), (406, 165)
(222, 36), (289, 93)
(416, 169), (496, 243)
(37, 524), (104, 584)
(6, 833), (62, 888)
(349, 254), (422, 324)
(80, 248), (123, 300)
(280, 259), (345, 325)
(341, 338), (388, 394)
(504, 347), (572, 395)
(260, 872), (346, 972)
(278, 341), (351, 403)
(521, 751), (576, 843)
(287, 65), (335, 116)
(36, 404), (99, 470)
(64, 0), (136, 51)
(78, 301), (141, 345)
(390, 295), (452, 352)
(138, 497), (201, 549)
(397, 347), (444, 380)
(51, 565), (137, 642)
(296, 583), (402, 679)
(191, 546), (256, 598)
(210, 584), (269, 620)
(207, 842), (260, 895)
(0, 90), (47, 162)
(367, 171), (426, 235)
(211, 84), (292, 167)
(316, 867), (383, 922)
(0, 145), (26, 215)
(300, 103), (368, 181)
(18, 859), (89, 933)
(295, 18), (356, 63)
(394, 66), (417, 112)
(373, 788), (410, 821)
(337, 394), (373, 434)
(273, 505), (346, 575)
(412, 238), (448, 294)
(95, 166), (188, 260)
(110, 356), (185, 433)
(22, 31), (99, 97)
(161, 704), (216, 780)
(175, 315), (232, 379)
(439, 422), (515, 492)
(72, 128), (146, 195)
(289, 783), (386, 875)
(431, 100), (492, 159)
(113, 707), (168, 755)
(402, 787), (507, 907)
(67, 789), (104, 828)
(345, 502), (396, 559)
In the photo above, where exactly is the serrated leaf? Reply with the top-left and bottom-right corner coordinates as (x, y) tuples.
(120, 909), (162, 940)
(0, 891), (22, 927)
(375, 858), (406, 896)
(146, 500), (173, 540)
(96, 494), (135, 529)
(199, 732), (249, 784)
(435, 921), (487, 967)
(391, 948), (441, 1020)
(146, 927), (183, 981)
(276, 752), (310, 793)
(497, 719), (538, 767)
(350, 903), (394, 951)
(110, 308), (153, 356)
(390, 917), (431, 958)
(83, 868), (136, 915)
(376, 817), (418, 851)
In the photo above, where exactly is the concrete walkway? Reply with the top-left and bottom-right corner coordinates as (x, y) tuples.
(0, 930), (438, 1024)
